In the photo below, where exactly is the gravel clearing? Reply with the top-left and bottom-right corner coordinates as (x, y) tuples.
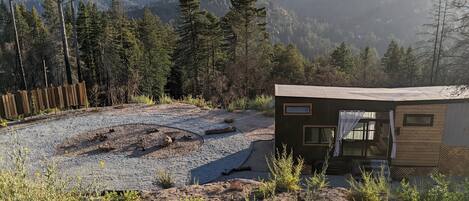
(0, 104), (266, 191)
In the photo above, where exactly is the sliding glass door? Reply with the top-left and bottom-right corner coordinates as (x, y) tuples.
(341, 119), (390, 159)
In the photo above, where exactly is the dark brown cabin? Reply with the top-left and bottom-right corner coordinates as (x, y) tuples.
(275, 84), (469, 179)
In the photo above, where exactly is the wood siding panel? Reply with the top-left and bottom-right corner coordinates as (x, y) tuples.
(393, 104), (446, 166)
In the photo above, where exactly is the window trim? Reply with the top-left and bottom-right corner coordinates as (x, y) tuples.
(303, 125), (336, 146)
(403, 114), (434, 127)
(283, 103), (313, 116)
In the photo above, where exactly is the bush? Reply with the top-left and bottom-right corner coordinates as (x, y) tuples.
(227, 98), (248, 112)
(248, 95), (273, 112)
(422, 172), (463, 201)
(159, 94), (174, 104)
(156, 170), (174, 189)
(348, 168), (390, 201)
(131, 95), (155, 105)
(267, 144), (304, 192)
(0, 118), (7, 127)
(0, 142), (141, 201)
(256, 180), (276, 199)
(399, 179), (420, 201)
(181, 95), (213, 109)
(183, 196), (205, 201)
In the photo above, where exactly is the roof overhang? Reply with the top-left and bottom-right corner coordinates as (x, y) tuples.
(275, 84), (469, 102)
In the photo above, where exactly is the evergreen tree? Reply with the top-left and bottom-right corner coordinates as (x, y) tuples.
(382, 40), (402, 85)
(330, 42), (354, 72)
(271, 44), (306, 85)
(402, 47), (420, 86)
(137, 8), (174, 98)
(170, 0), (204, 97)
(355, 46), (382, 86)
(224, 0), (269, 97)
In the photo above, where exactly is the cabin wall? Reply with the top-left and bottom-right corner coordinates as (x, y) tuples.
(438, 102), (469, 175)
(275, 96), (394, 164)
(392, 104), (447, 167)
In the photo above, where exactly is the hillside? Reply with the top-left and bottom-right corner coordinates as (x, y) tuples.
(13, 0), (432, 57)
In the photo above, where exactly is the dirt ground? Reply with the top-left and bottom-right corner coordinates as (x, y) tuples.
(56, 123), (203, 159)
(142, 179), (349, 201)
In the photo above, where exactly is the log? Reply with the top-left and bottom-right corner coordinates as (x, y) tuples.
(205, 126), (237, 135)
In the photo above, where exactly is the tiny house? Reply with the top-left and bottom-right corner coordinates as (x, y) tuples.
(274, 84), (469, 178)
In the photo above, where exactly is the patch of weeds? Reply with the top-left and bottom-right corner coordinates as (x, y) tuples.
(131, 95), (155, 105)
(0, 118), (7, 127)
(0, 134), (141, 201)
(155, 170), (174, 189)
(255, 179), (276, 199)
(183, 196), (205, 201)
(398, 179), (420, 201)
(422, 172), (463, 201)
(227, 98), (248, 112)
(103, 191), (141, 201)
(248, 95), (273, 112)
(266, 144), (304, 193)
(348, 168), (390, 201)
(181, 95), (213, 109)
(159, 94), (174, 104)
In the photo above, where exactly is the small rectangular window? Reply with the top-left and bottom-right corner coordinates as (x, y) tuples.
(404, 114), (434, 127)
(284, 103), (312, 115)
(304, 126), (335, 145)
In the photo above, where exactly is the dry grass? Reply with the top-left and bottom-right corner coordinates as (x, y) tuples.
(155, 170), (174, 189)
(0, 137), (141, 201)
(131, 95), (155, 105)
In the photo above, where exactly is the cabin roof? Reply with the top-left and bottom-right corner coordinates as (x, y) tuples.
(275, 84), (469, 102)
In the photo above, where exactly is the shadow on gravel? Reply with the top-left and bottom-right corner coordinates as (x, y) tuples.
(190, 147), (252, 184)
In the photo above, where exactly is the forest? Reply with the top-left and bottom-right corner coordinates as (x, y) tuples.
(0, 0), (468, 106)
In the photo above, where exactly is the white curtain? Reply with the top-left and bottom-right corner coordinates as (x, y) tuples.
(333, 110), (365, 157)
(389, 110), (397, 159)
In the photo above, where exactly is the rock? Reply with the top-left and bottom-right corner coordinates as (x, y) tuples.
(227, 180), (244, 192)
(98, 143), (115, 152)
(163, 135), (173, 147)
(109, 128), (115, 133)
(146, 128), (159, 134)
(224, 118), (234, 124)
(93, 133), (108, 142)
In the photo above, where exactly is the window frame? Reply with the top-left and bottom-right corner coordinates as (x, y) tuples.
(403, 114), (434, 127)
(303, 125), (336, 146)
(283, 103), (313, 116)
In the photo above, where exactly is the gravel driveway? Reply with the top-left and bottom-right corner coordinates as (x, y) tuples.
(0, 104), (257, 191)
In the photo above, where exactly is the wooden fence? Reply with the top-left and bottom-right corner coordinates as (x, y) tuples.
(0, 82), (88, 119)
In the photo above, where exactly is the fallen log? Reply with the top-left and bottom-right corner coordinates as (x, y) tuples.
(205, 126), (236, 135)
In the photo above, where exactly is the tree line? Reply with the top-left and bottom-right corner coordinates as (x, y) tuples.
(0, 0), (468, 107)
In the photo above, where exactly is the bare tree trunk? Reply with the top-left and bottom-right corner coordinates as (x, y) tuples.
(72, 0), (82, 82)
(43, 59), (49, 88)
(9, 0), (27, 90)
(430, 0), (442, 85)
(435, 0), (448, 84)
(57, 0), (73, 85)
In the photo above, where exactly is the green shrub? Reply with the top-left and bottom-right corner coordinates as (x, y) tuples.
(399, 179), (420, 201)
(131, 95), (155, 105)
(181, 95), (212, 109)
(423, 172), (463, 201)
(255, 180), (276, 199)
(248, 95), (273, 112)
(159, 94), (174, 104)
(0, 143), (141, 201)
(0, 118), (7, 127)
(183, 196), (205, 201)
(156, 170), (174, 189)
(348, 168), (390, 201)
(227, 98), (248, 112)
(267, 144), (304, 192)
